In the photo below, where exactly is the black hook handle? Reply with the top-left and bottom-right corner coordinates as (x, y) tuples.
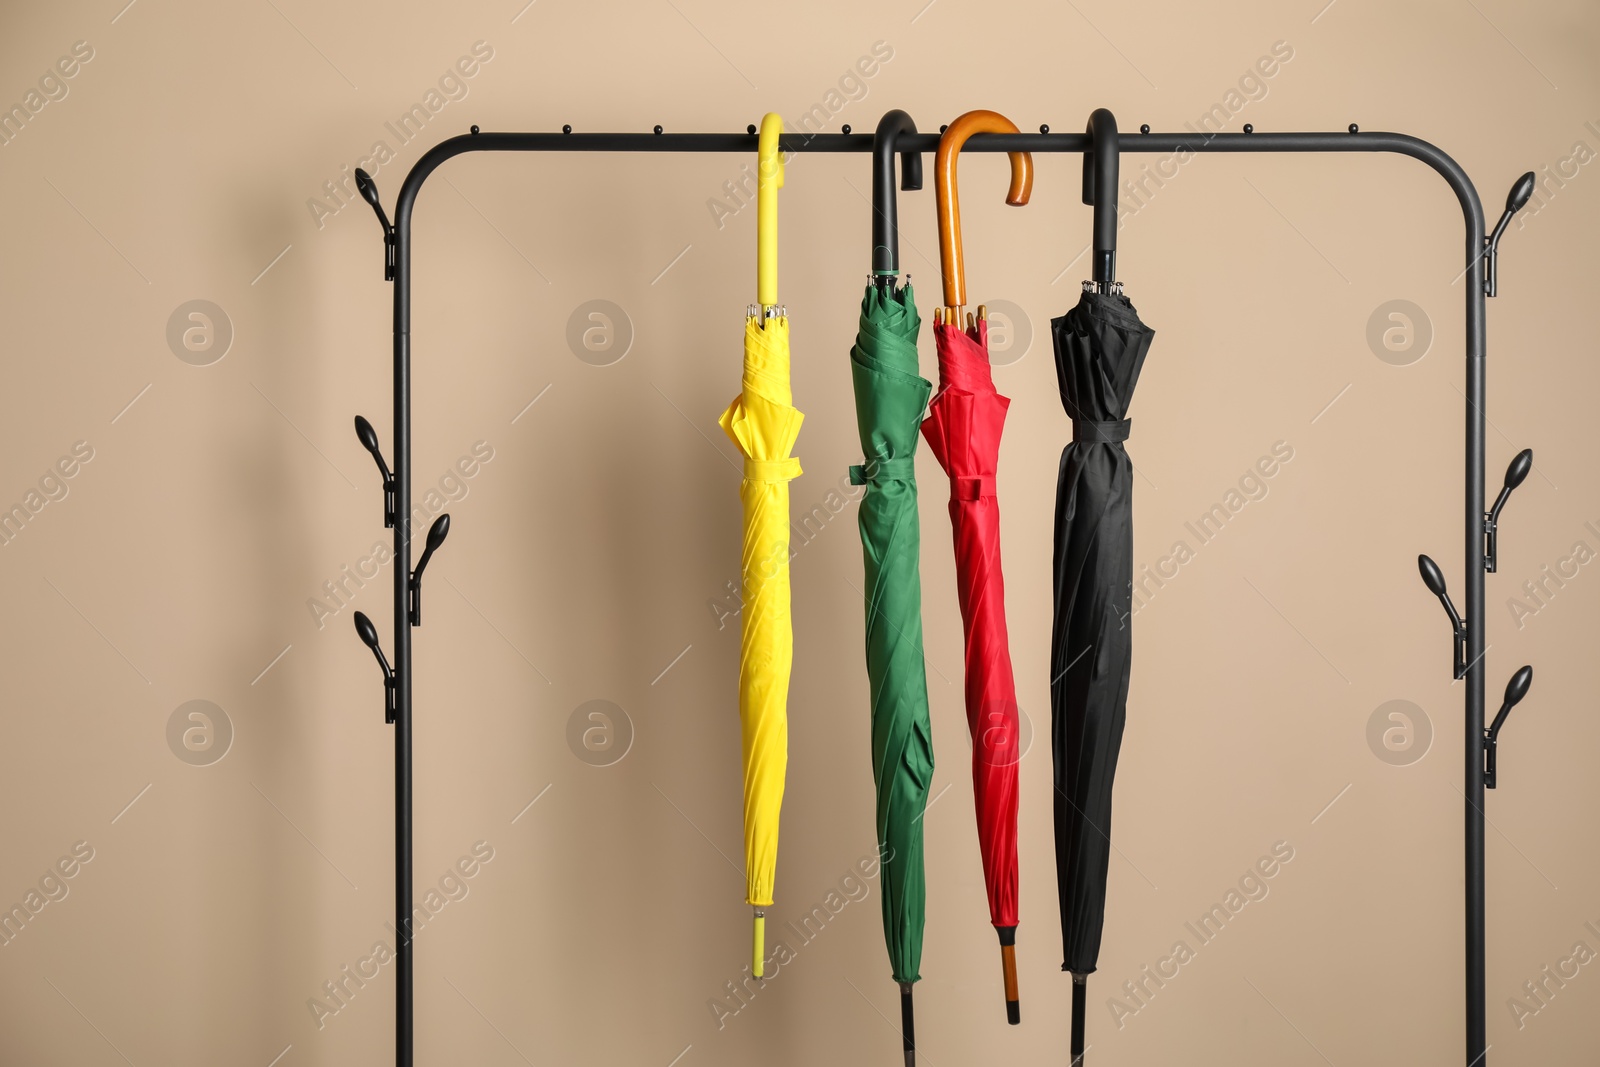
(353, 610), (396, 723)
(1484, 171), (1536, 297)
(1082, 108), (1119, 289)
(1418, 554), (1467, 679)
(409, 513), (451, 626)
(354, 416), (396, 528)
(1485, 448), (1533, 572)
(1485, 665), (1533, 788)
(871, 110), (922, 283)
(353, 168), (397, 281)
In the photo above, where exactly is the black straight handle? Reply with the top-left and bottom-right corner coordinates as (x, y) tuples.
(872, 110), (922, 280)
(1082, 109), (1119, 287)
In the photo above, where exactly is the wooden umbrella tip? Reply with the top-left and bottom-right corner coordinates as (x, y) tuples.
(999, 941), (1020, 1021)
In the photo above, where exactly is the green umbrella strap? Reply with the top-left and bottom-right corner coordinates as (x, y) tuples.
(849, 456), (916, 485)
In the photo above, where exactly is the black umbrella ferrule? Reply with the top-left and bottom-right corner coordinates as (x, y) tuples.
(872, 110), (923, 281)
(898, 983), (916, 1067)
(1483, 171), (1536, 296)
(1082, 109), (1119, 291)
(1070, 976), (1088, 1065)
(1484, 448), (1533, 572)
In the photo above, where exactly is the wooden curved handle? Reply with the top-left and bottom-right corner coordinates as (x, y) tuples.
(936, 110), (1032, 309)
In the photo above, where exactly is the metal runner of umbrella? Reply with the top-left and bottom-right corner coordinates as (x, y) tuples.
(1050, 109), (1153, 1066)
(922, 109), (1032, 1025)
(851, 109), (933, 1067)
(719, 112), (802, 979)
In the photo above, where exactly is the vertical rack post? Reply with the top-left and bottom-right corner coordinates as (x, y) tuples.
(1462, 221), (1487, 1067)
(392, 193), (414, 1067)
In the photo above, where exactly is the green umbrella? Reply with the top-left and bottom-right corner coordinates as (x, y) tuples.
(850, 109), (933, 1067)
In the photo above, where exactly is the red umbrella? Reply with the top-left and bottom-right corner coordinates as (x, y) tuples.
(920, 109), (1032, 1024)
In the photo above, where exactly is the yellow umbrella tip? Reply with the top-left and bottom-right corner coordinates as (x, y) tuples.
(752, 910), (766, 977)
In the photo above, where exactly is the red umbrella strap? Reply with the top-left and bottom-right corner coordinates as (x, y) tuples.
(952, 474), (995, 500)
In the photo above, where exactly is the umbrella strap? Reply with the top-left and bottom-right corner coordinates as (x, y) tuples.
(1071, 417), (1131, 444)
(849, 456), (916, 485)
(952, 474), (995, 500)
(743, 456), (802, 484)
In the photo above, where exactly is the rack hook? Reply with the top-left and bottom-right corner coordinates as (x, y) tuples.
(1484, 171), (1536, 297)
(1484, 448), (1533, 572)
(354, 416), (396, 528)
(409, 513), (450, 626)
(1485, 665), (1532, 788)
(1418, 554), (1467, 679)
(353, 610), (396, 723)
(353, 168), (397, 281)
(1082, 108), (1119, 291)
(870, 109), (923, 285)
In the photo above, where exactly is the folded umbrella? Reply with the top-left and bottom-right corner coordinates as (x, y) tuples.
(719, 113), (802, 978)
(852, 109), (933, 1067)
(922, 109), (1032, 1024)
(1051, 108), (1152, 1067)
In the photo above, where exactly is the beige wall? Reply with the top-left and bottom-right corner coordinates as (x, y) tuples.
(0, 0), (1595, 1064)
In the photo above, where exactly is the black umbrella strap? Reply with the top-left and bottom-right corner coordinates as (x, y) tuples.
(1071, 418), (1131, 445)
(849, 456), (916, 485)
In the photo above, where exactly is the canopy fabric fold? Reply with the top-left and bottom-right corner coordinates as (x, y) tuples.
(1049, 289), (1153, 976)
(921, 317), (1021, 933)
(850, 282), (935, 985)
(721, 311), (803, 913)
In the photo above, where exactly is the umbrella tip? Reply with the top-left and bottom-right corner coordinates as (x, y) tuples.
(752, 909), (765, 978)
(997, 927), (1019, 1022)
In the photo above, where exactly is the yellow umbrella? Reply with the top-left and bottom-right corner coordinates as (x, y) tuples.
(718, 112), (802, 977)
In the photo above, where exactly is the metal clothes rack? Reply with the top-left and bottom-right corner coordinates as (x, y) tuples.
(348, 116), (1538, 1067)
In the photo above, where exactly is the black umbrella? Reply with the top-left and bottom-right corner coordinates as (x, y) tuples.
(1049, 110), (1153, 1066)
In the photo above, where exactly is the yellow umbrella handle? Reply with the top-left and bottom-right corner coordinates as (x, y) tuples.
(936, 110), (1032, 311)
(757, 113), (784, 309)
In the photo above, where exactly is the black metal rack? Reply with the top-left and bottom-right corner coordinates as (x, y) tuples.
(348, 115), (1538, 1067)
